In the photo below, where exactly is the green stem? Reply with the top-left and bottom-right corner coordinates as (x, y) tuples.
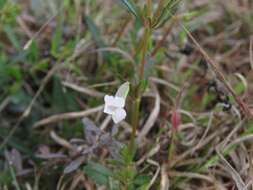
(139, 27), (150, 79)
(129, 97), (140, 151)
(129, 7), (151, 154)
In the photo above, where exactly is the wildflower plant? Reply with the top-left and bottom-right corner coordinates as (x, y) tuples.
(114, 0), (181, 152)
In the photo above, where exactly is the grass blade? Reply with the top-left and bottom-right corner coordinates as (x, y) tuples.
(118, 0), (138, 18)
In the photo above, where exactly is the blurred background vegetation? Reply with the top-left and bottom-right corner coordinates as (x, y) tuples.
(0, 0), (253, 189)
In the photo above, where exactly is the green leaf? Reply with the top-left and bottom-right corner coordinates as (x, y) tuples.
(85, 16), (105, 47)
(83, 162), (113, 187)
(4, 25), (20, 50)
(134, 175), (151, 186)
(52, 77), (79, 112)
(120, 145), (136, 164)
(52, 77), (67, 112)
(118, 0), (138, 18)
(51, 12), (64, 57)
(0, 64), (22, 81)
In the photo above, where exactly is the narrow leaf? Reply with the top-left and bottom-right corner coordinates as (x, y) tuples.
(64, 157), (85, 174)
(118, 0), (138, 18)
(85, 16), (105, 47)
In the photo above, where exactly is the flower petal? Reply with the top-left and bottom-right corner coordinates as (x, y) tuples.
(112, 108), (126, 124)
(104, 104), (115, 115)
(114, 97), (125, 107)
(104, 95), (125, 108)
(115, 82), (130, 99)
(104, 95), (114, 104)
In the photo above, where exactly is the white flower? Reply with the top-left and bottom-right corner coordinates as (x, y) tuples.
(103, 82), (129, 124)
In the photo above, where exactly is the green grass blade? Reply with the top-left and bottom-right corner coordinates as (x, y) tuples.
(118, 0), (138, 18)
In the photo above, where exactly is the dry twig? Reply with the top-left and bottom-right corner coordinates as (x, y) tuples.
(33, 105), (103, 128)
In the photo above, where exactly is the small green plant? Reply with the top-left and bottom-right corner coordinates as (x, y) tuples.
(84, 145), (150, 190)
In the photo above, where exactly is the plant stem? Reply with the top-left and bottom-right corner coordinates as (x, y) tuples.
(129, 4), (152, 153)
(130, 97), (140, 150)
(130, 27), (149, 151)
(139, 27), (149, 79)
